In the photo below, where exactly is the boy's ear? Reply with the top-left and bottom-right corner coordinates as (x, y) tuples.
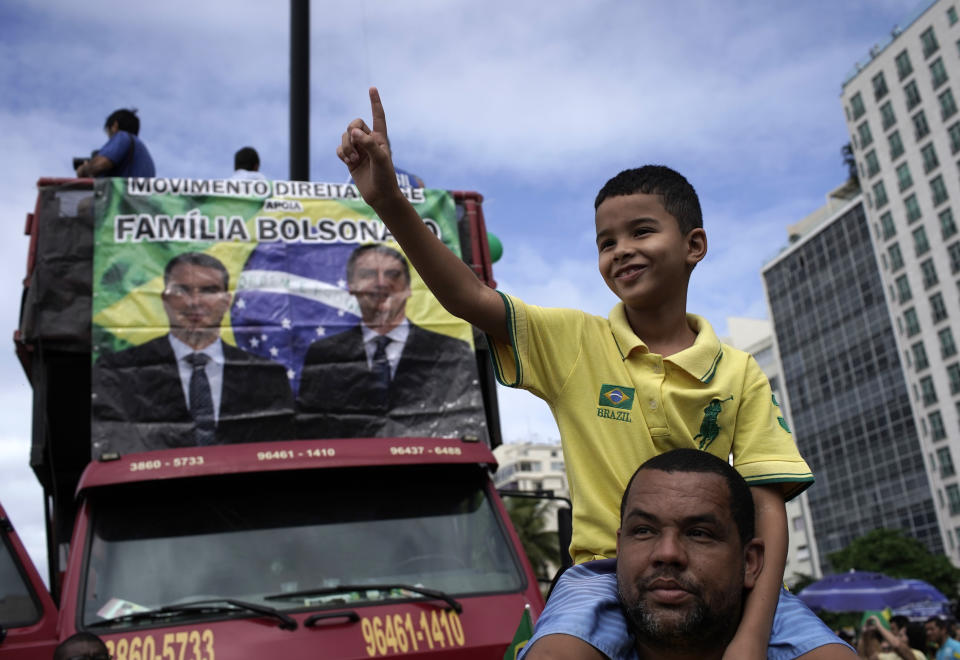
(685, 228), (707, 266)
(742, 538), (764, 590)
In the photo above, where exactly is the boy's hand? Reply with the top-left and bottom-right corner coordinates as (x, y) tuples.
(337, 87), (402, 210)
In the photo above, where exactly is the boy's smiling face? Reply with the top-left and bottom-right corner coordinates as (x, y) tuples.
(595, 192), (706, 312)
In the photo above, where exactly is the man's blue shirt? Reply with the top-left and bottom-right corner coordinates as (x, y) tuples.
(97, 131), (155, 177)
(937, 636), (960, 659)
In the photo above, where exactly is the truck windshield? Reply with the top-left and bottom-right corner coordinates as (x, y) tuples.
(81, 464), (524, 627)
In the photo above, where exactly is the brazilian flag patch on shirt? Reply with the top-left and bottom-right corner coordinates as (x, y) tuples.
(598, 384), (635, 409)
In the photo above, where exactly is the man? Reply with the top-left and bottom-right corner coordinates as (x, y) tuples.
(522, 449), (855, 659)
(54, 632), (110, 660)
(231, 146), (266, 180)
(94, 252), (294, 452)
(76, 108), (155, 178)
(926, 617), (960, 659)
(297, 243), (483, 439)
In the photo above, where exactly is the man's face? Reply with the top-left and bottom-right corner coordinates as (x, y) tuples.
(161, 263), (231, 334)
(926, 621), (946, 645)
(348, 250), (411, 331)
(616, 469), (762, 652)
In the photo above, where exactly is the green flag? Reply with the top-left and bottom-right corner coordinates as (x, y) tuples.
(504, 605), (534, 660)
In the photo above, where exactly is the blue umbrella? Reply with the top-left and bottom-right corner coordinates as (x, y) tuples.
(798, 570), (948, 612)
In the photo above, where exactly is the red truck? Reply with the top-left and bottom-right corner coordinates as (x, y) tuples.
(1, 178), (546, 658)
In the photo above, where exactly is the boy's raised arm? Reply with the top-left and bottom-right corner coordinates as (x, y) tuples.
(337, 87), (508, 344)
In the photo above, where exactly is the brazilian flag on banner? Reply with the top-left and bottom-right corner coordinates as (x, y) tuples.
(503, 606), (534, 660)
(90, 177), (488, 456)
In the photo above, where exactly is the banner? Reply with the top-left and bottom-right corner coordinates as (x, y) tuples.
(91, 178), (487, 456)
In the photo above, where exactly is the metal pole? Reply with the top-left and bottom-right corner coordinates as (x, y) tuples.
(290, 0), (309, 181)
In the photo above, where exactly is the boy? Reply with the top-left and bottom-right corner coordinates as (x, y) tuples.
(337, 88), (852, 659)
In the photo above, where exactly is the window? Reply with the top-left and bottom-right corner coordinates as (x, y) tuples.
(889, 130), (905, 159)
(922, 258), (940, 288)
(932, 57), (949, 89)
(872, 71), (889, 100)
(950, 364), (960, 393)
(889, 243), (904, 270)
(914, 225), (930, 255)
(873, 180), (889, 208)
(932, 292), (949, 322)
(881, 211), (897, 239)
(950, 123), (960, 154)
(849, 92), (865, 120)
(905, 307), (921, 335)
(950, 6), (959, 25)
(941, 327), (957, 358)
(864, 150), (880, 178)
(896, 49), (913, 79)
(897, 273), (913, 302)
(921, 375), (938, 405)
(932, 175), (949, 206)
(897, 162), (914, 191)
(913, 341), (930, 370)
(905, 193), (922, 222)
(941, 88), (959, 120)
(931, 411), (948, 440)
(922, 26), (940, 58)
(923, 142), (940, 173)
(913, 110), (931, 140)
(939, 447), (956, 477)
(942, 208), (957, 238)
(949, 485), (960, 515)
(858, 121), (873, 148)
(950, 242), (960, 272)
(905, 80), (922, 109)
(877, 103), (895, 132)
(792, 516), (805, 532)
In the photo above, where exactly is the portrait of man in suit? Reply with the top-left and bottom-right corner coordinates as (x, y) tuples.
(297, 243), (485, 439)
(93, 252), (295, 453)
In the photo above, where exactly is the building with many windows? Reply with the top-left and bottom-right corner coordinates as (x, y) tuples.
(724, 318), (822, 585)
(841, 0), (960, 561)
(763, 191), (942, 571)
(492, 442), (568, 497)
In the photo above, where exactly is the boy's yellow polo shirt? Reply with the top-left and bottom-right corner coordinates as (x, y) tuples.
(489, 293), (814, 564)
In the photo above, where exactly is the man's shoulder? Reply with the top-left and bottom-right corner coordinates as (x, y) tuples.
(407, 322), (471, 350)
(97, 335), (171, 366)
(222, 342), (288, 372)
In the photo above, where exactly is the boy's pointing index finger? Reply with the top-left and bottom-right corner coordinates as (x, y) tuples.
(369, 87), (388, 139)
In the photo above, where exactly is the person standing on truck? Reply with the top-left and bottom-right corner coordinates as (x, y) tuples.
(75, 108), (156, 178)
(335, 88), (850, 659)
(54, 632), (110, 660)
(94, 252), (294, 451)
(231, 146), (267, 180)
(297, 243), (481, 439)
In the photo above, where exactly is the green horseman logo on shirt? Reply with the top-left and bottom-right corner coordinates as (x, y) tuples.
(597, 384), (634, 422)
(694, 395), (734, 450)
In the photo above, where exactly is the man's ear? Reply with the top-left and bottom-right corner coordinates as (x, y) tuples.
(685, 228), (707, 267)
(616, 527), (622, 555)
(742, 538), (764, 590)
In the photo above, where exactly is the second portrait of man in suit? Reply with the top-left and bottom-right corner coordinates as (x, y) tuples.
(297, 244), (484, 439)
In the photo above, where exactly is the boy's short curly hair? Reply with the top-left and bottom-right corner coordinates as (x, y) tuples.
(594, 165), (703, 235)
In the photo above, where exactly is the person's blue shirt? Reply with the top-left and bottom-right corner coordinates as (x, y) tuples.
(97, 130), (155, 177)
(936, 636), (960, 660)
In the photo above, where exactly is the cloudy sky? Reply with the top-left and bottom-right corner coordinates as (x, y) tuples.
(0, 0), (926, 575)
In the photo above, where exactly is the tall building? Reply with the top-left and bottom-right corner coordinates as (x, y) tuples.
(841, 0), (960, 560)
(762, 191), (942, 571)
(724, 318), (822, 584)
(493, 442), (568, 497)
